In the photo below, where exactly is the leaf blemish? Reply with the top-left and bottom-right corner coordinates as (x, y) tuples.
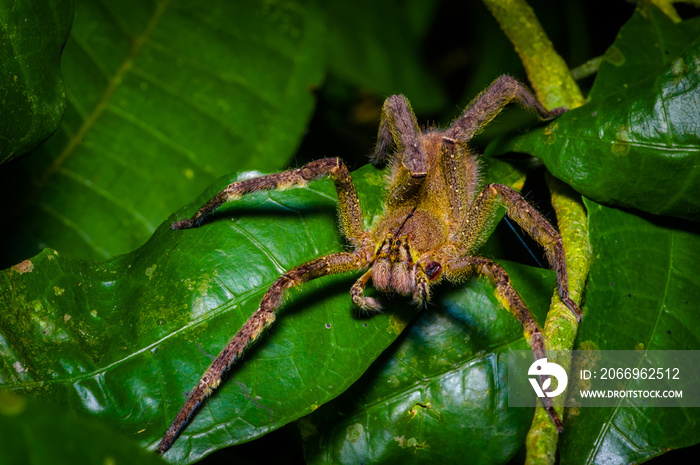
(394, 435), (429, 451)
(612, 127), (631, 156)
(604, 45), (625, 66)
(145, 264), (158, 279)
(670, 57), (688, 77)
(388, 375), (399, 387)
(13, 361), (26, 374)
(543, 123), (558, 144)
(388, 314), (409, 335)
(346, 423), (364, 443)
(10, 260), (34, 274)
(611, 140), (630, 156)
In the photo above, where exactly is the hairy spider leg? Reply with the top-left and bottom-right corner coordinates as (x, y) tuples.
(445, 75), (566, 143)
(459, 183), (582, 321)
(157, 252), (365, 454)
(413, 265), (430, 306)
(439, 75), (570, 287)
(439, 137), (482, 228)
(171, 158), (364, 247)
(162, 158), (370, 453)
(373, 94), (428, 205)
(442, 255), (563, 433)
(351, 269), (382, 313)
(373, 95), (424, 174)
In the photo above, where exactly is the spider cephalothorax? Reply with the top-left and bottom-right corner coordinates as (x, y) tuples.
(158, 75), (582, 454)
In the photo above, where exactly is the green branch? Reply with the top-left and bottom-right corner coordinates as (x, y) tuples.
(525, 175), (591, 464)
(482, 0), (584, 109)
(483, 1), (591, 463)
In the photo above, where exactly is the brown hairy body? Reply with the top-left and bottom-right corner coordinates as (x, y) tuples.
(158, 75), (582, 454)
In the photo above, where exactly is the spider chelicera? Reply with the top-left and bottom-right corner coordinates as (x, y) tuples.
(157, 75), (582, 454)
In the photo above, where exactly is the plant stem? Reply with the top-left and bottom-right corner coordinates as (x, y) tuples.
(525, 174), (591, 465)
(571, 56), (603, 81)
(482, 0), (584, 110)
(483, 1), (590, 464)
(649, 0), (681, 23)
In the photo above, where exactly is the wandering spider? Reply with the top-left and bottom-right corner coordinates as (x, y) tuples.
(158, 75), (582, 454)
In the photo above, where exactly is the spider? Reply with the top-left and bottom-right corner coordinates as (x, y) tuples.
(157, 75), (582, 454)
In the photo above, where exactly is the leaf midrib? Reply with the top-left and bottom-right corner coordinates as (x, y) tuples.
(30, 0), (172, 204)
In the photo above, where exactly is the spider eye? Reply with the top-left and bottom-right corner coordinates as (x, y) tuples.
(425, 261), (442, 280)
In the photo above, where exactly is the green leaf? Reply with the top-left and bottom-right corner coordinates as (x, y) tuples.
(559, 199), (700, 465)
(0, 0), (74, 164)
(0, 390), (166, 465)
(487, 9), (700, 221)
(0, 165), (419, 464)
(0, 0), (325, 265)
(0, 155), (527, 464)
(302, 262), (556, 465)
(326, 0), (446, 113)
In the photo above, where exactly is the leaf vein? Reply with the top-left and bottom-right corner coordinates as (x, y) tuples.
(57, 167), (156, 231)
(38, 202), (111, 259)
(31, 0), (173, 202)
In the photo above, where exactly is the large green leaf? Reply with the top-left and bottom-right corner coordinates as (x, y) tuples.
(0, 0), (325, 266)
(302, 262), (556, 465)
(0, 0), (74, 164)
(0, 154), (530, 464)
(488, 8), (700, 221)
(0, 390), (166, 465)
(559, 199), (700, 465)
(0, 165), (418, 464)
